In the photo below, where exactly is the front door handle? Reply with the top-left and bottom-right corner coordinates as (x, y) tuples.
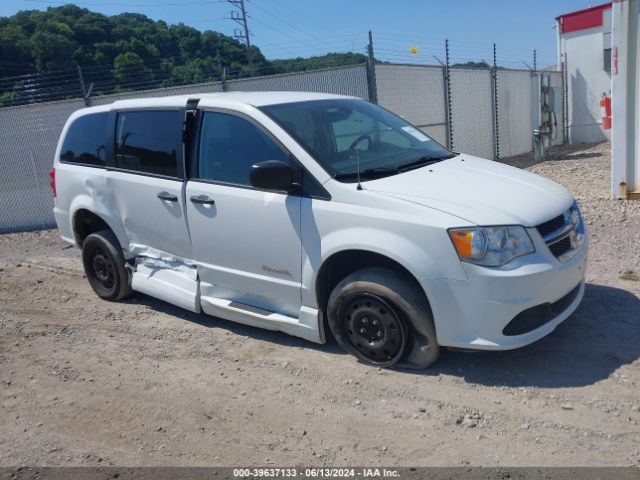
(157, 192), (178, 202)
(190, 195), (215, 205)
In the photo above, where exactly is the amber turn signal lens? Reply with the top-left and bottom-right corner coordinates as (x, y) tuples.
(449, 230), (473, 258)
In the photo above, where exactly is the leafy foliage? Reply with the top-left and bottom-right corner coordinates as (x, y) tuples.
(0, 5), (269, 79)
(0, 4), (366, 105)
(271, 52), (367, 74)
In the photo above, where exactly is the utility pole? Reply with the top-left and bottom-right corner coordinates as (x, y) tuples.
(366, 31), (378, 104)
(227, 0), (252, 67)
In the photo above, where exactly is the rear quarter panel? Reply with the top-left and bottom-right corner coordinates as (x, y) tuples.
(53, 106), (127, 248)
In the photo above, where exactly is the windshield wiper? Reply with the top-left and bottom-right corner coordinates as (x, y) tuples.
(333, 153), (457, 181)
(333, 166), (399, 180)
(396, 154), (457, 172)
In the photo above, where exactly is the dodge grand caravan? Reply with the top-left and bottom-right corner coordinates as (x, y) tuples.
(52, 92), (587, 368)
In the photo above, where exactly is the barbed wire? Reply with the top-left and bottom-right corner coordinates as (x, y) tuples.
(0, 31), (554, 108)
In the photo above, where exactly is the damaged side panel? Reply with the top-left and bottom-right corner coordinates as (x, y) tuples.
(129, 252), (323, 343)
(131, 255), (200, 313)
(106, 171), (193, 260)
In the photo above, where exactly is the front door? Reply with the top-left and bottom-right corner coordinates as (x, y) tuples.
(186, 110), (302, 317)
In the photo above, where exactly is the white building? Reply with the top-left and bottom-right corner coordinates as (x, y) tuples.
(556, 3), (612, 144)
(610, 0), (639, 199)
(557, 1), (639, 199)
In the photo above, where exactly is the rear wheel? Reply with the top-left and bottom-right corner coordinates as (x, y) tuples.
(327, 267), (439, 369)
(82, 229), (131, 301)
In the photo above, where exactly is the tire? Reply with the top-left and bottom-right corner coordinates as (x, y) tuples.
(327, 267), (439, 369)
(81, 229), (132, 301)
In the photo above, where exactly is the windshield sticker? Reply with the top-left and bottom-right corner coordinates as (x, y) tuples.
(401, 126), (431, 142)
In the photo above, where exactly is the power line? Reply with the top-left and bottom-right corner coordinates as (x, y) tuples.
(248, 17), (319, 53)
(249, 27), (356, 56)
(249, 35), (310, 59)
(24, 0), (224, 6)
(247, 1), (345, 54)
(269, 0), (341, 37)
(253, 33), (367, 48)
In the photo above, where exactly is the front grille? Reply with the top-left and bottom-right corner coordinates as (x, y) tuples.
(536, 214), (565, 237)
(536, 205), (584, 261)
(549, 236), (572, 257)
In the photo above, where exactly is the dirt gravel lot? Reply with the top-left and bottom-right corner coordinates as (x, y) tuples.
(1, 141), (639, 467)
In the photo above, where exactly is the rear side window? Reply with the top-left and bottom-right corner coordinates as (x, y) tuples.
(197, 112), (289, 186)
(60, 112), (108, 166)
(115, 110), (181, 177)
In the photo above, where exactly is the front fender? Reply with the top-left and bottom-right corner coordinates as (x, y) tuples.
(300, 201), (468, 307)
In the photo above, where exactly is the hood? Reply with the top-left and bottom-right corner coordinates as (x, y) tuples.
(364, 154), (574, 226)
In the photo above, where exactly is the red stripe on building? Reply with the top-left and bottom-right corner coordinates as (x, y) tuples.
(556, 3), (611, 34)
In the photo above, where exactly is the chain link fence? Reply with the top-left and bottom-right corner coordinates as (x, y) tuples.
(497, 69), (534, 158)
(0, 98), (86, 233)
(0, 62), (563, 233)
(448, 67), (496, 160)
(375, 64), (448, 146)
(375, 63), (563, 161)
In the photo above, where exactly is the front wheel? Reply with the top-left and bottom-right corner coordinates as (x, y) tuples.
(327, 267), (440, 369)
(82, 229), (132, 301)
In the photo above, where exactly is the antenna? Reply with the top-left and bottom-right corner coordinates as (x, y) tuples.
(355, 109), (363, 190)
(356, 141), (362, 190)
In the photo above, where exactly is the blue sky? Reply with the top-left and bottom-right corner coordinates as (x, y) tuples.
(1, 0), (594, 67)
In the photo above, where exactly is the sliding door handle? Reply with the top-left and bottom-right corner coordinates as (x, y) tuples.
(190, 195), (215, 205)
(157, 192), (178, 202)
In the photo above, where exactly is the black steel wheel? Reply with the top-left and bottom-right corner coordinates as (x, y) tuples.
(327, 267), (440, 369)
(90, 247), (115, 290)
(337, 293), (407, 367)
(82, 229), (132, 301)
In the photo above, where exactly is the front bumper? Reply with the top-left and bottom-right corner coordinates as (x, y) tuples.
(422, 229), (588, 350)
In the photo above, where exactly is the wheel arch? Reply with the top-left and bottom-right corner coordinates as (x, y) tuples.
(315, 249), (429, 315)
(72, 208), (110, 245)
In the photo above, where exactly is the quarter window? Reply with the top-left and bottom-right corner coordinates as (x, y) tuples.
(197, 112), (289, 186)
(115, 110), (181, 177)
(60, 112), (108, 166)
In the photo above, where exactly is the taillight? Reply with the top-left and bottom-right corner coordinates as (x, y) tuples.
(49, 168), (56, 197)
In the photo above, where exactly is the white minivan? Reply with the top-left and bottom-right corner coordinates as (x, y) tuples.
(52, 92), (587, 368)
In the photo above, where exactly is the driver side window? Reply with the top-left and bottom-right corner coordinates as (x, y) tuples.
(331, 110), (375, 152)
(197, 112), (289, 186)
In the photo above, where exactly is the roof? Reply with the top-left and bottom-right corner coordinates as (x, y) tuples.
(556, 2), (612, 34)
(110, 91), (356, 110)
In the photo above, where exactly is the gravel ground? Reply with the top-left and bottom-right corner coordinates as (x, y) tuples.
(0, 141), (639, 467)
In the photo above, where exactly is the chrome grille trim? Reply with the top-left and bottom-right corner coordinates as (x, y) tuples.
(536, 205), (584, 262)
(543, 220), (574, 245)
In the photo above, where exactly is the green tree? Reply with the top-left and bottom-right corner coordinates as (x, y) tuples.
(114, 51), (148, 83)
(0, 4), (365, 102)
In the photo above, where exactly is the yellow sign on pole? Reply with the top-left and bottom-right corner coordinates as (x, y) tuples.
(409, 46), (419, 55)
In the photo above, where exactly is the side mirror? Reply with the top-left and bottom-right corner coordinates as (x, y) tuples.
(250, 160), (294, 191)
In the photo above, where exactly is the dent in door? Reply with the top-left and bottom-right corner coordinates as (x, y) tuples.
(131, 256), (200, 313)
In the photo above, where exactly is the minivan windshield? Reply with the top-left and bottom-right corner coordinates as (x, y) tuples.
(260, 99), (455, 182)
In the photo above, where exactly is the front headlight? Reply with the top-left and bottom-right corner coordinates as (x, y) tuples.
(448, 226), (535, 267)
